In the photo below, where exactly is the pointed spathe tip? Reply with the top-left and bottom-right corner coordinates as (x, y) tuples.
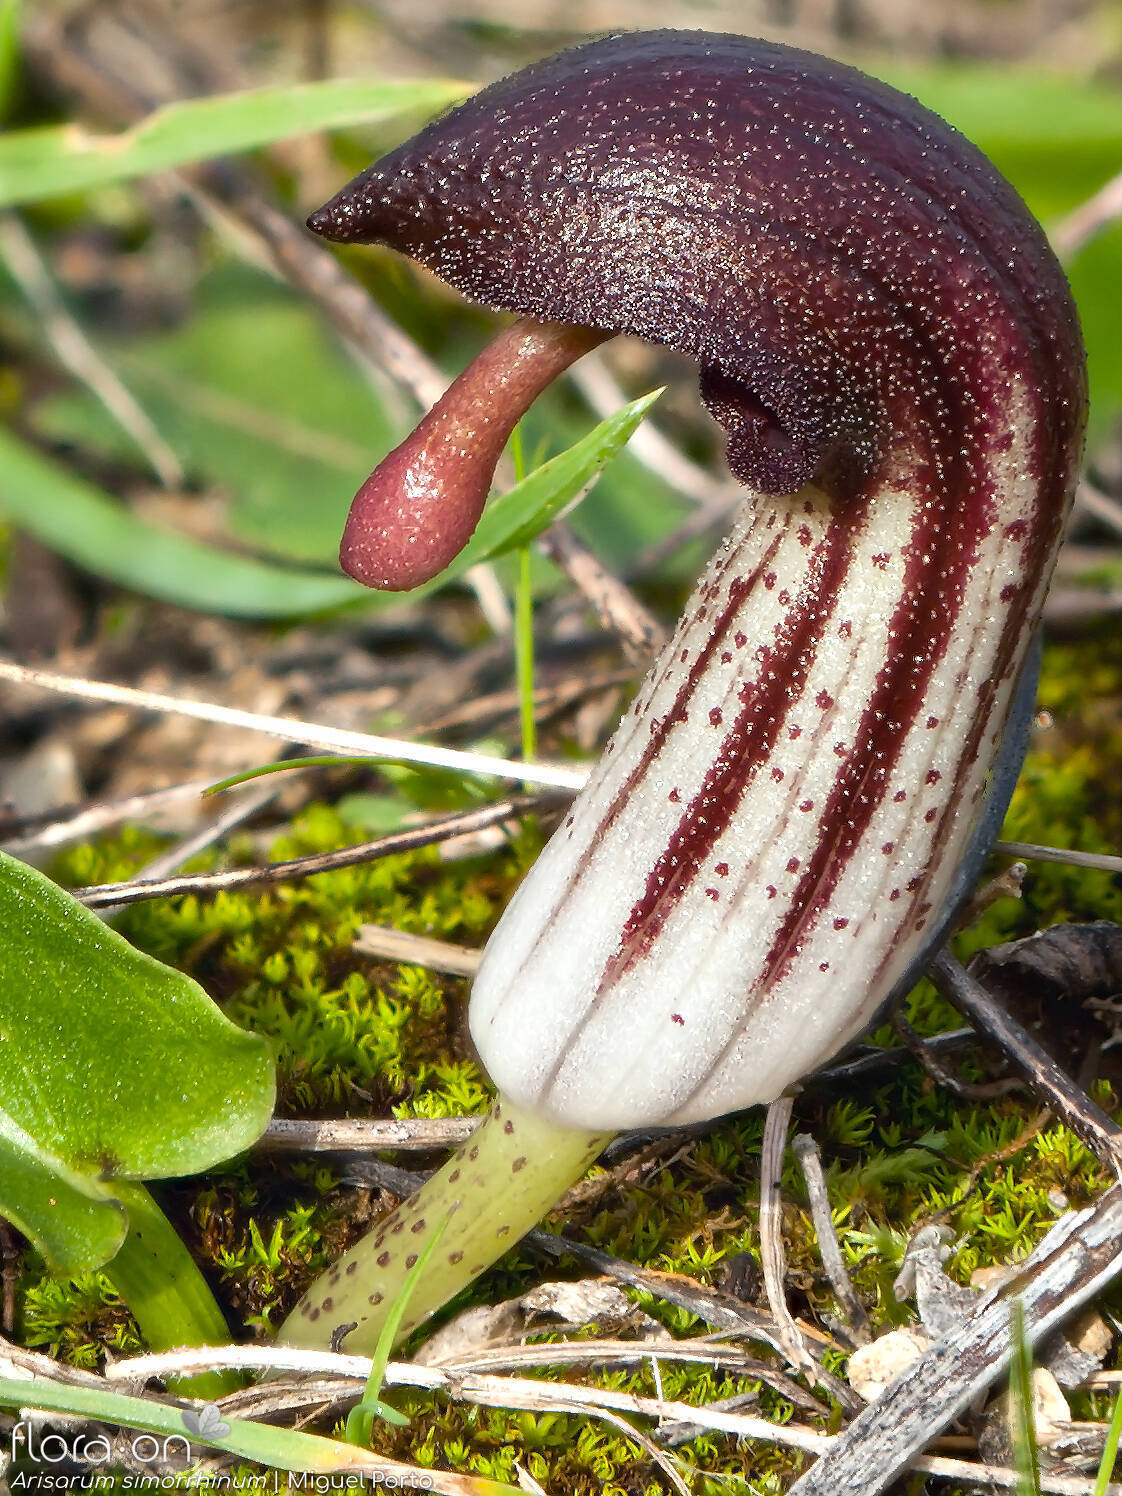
(306, 204), (335, 237)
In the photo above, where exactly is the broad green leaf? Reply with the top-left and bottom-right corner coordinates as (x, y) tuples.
(0, 77), (467, 208)
(0, 425), (368, 615)
(0, 852), (275, 1270)
(1067, 221), (1122, 450)
(0, 0), (19, 126)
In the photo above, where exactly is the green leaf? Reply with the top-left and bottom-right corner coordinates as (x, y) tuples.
(346, 1216), (451, 1444)
(0, 852), (275, 1272)
(0, 0), (19, 126)
(0, 425), (368, 616)
(0, 77), (467, 208)
(0, 1123), (126, 1276)
(454, 386), (662, 569)
(1066, 221), (1122, 450)
(1093, 1385), (1122, 1496)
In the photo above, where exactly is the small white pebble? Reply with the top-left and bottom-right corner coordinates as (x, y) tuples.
(847, 1327), (931, 1402)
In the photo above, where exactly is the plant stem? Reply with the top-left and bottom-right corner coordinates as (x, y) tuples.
(1094, 1388), (1122, 1496)
(278, 1095), (611, 1354)
(1010, 1299), (1041, 1496)
(515, 545), (537, 763)
(509, 423), (537, 765)
(103, 1181), (238, 1398)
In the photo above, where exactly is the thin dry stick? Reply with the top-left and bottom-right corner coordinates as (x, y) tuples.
(592, 1402), (695, 1496)
(993, 840), (1122, 876)
(429, 1337), (821, 1415)
(812, 1028), (976, 1086)
(70, 794), (553, 908)
(889, 1005), (1022, 1102)
(1077, 480), (1122, 539)
(419, 667), (633, 736)
(0, 777), (219, 854)
(537, 523), (666, 662)
(527, 1231), (804, 1360)
(1053, 170), (1122, 259)
(99, 1345), (1120, 1496)
(0, 213), (183, 488)
(105, 1342), (832, 1451)
(0, 660), (588, 790)
(759, 1095), (815, 1376)
(353, 924), (481, 977)
(528, 1227), (860, 1419)
(791, 1132), (871, 1346)
(258, 1116), (478, 1153)
(271, 1329), (804, 1395)
(635, 488), (741, 576)
(930, 950), (1122, 1169)
(787, 1183), (1122, 1496)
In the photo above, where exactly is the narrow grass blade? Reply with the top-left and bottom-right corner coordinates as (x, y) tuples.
(0, 427), (366, 616)
(0, 78), (467, 207)
(1010, 1300), (1041, 1496)
(1094, 1388), (1122, 1496)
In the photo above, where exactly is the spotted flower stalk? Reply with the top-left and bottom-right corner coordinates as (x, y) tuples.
(279, 29), (1086, 1353)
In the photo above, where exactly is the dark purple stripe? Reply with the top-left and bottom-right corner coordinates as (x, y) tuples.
(594, 499), (866, 991)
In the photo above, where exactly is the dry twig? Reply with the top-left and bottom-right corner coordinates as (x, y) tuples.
(890, 1005), (1023, 1102)
(95, 1344), (1121, 1496)
(0, 212), (183, 488)
(0, 660), (588, 790)
(1053, 171), (1122, 259)
(1076, 480), (1122, 539)
(353, 923), (481, 977)
(94, 783), (276, 922)
(258, 1116), (478, 1153)
(759, 1095), (816, 1376)
(993, 840), (1122, 877)
(0, 777), (220, 854)
(71, 794), (556, 909)
(791, 1132), (871, 1346)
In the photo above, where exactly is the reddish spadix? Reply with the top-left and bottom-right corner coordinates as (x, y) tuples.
(282, 29), (1085, 1355)
(325, 317), (608, 589)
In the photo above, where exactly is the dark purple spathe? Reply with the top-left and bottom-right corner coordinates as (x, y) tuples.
(309, 29), (1084, 508)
